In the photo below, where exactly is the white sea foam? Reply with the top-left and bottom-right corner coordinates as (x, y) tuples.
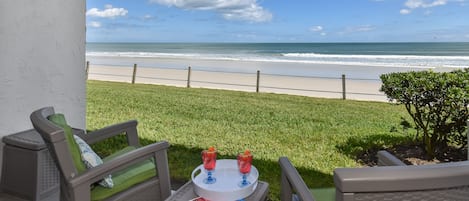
(280, 53), (469, 68)
(86, 51), (199, 58)
(282, 53), (469, 60)
(86, 51), (469, 69)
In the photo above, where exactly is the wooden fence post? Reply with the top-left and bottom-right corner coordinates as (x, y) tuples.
(85, 61), (90, 80)
(187, 66), (192, 88)
(132, 64), (137, 84)
(342, 74), (346, 100)
(256, 70), (260, 93)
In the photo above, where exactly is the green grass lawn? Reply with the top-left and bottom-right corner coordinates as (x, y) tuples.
(86, 80), (414, 200)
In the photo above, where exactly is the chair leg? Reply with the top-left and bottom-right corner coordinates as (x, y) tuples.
(71, 184), (91, 201)
(154, 151), (171, 200)
(280, 172), (294, 201)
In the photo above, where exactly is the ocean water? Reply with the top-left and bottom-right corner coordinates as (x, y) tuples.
(86, 43), (469, 79)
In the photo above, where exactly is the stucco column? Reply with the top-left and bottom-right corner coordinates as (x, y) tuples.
(0, 0), (86, 172)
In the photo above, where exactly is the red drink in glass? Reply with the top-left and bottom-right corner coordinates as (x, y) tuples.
(202, 147), (217, 170)
(238, 153), (252, 174)
(201, 146), (217, 184)
(237, 150), (253, 187)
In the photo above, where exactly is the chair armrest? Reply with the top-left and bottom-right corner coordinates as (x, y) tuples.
(279, 157), (315, 201)
(334, 161), (469, 193)
(78, 120), (139, 146)
(68, 141), (170, 189)
(377, 150), (406, 166)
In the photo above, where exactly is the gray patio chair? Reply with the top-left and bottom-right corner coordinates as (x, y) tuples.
(279, 151), (469, 201)
(30, 106), (171, 201)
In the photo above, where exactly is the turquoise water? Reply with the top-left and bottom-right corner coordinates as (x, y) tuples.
(87, 42), (469, 56)
(86, 43), (469, 79)
(87, 42), (469, 68)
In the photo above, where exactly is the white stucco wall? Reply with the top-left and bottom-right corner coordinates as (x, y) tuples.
(0, 0), (86, 170)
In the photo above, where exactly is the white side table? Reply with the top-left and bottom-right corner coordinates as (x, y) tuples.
(165, 180), (269, 201)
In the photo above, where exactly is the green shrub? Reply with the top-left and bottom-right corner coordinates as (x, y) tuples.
(380, 69), (469, 158)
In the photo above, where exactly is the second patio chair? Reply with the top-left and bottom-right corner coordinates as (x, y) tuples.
(279, 151), (469, 201)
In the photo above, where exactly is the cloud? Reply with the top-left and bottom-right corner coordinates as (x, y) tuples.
(88, 21), (102, 28)
(149, 0), (272, 23)
(234, 33), (258, 39)
(400, 9), (411, 14)
(309, 26), (323, 32)
(400, 0), (448, 14)
(344, 25), (376, 33)
(405, 0), (447, 8)
(455, 0), (467, 6)
(465, 34), (469, 38)
(309, 26), (326, 36)
(86, 5), (128, 18)
(143, 14), (156, 21)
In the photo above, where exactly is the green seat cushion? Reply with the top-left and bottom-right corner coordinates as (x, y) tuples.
(102, 146), (138, 162)
(310, 187), (335, 201)
(91, 159), (156, 201)
(47, 114), (86, 173)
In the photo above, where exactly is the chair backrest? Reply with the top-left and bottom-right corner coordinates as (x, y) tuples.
(30, 107), (79, 180)
(279, 157), (316, 201)
(281, 152), (469, 201)
(334, 161), (469, 201)
(376, 150), (406, 166)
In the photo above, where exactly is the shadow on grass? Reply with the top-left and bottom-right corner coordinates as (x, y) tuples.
(91, 134), (334, 200)
(144, 140), (334, 200)
(336, 133), (413, 165)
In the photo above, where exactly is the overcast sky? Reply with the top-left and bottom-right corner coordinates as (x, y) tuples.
(86, 0), (469, 42)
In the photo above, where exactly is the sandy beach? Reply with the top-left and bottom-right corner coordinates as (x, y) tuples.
(86, 42), (467, 102)
(87, 63), (388, 102)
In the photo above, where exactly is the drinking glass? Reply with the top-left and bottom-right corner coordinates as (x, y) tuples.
(237, 150), (253, 187)
(201, 147), (217, 184)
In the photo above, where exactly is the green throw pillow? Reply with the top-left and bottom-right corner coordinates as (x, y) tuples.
(48, 113), (86, 173)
